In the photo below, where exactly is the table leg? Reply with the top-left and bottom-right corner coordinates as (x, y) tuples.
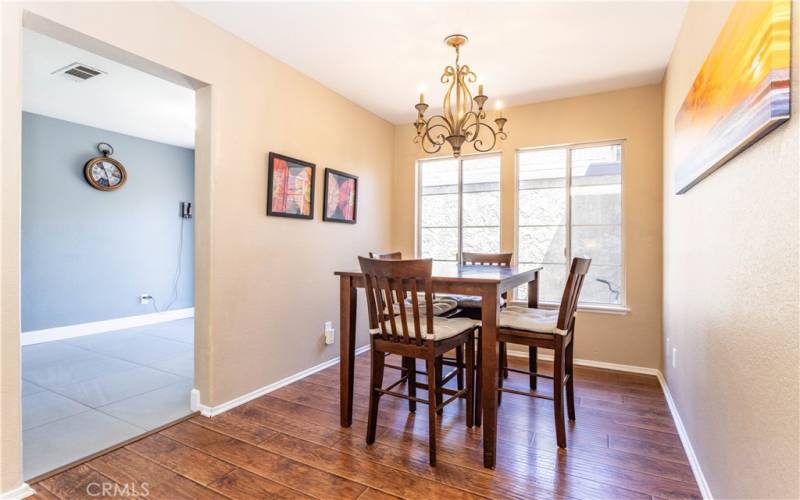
(480, 287), (499, 468)
(528, 270), (540, 390)
(339, 275), (357, 427)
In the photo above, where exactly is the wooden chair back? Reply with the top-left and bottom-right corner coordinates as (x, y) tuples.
(369, 251), (402, 260)
(556, 257), (592, 331)
(461, 252), (513, 267)
(358, 256), (434, 345)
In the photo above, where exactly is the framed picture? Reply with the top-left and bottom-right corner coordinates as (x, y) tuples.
(323, 168), (358, 224)
(267, 152), (315, 219)
(673, 0), (791, 194)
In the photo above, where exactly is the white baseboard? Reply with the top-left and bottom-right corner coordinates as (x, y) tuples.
(656, 372), (713, 499)
(20, 308), (195, 345)
(505, 348), (661, 376)
(506, 347), (711, 498)
(0, 483), (35, 500)
(197, 344), (370, 417)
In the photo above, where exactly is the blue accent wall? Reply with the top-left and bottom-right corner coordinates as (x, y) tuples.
(21, 112), (195, 332)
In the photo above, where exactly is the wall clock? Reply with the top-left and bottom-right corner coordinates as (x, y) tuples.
(84, 142), (127, 191)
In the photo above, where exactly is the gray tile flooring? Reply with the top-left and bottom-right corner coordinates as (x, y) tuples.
(21, 318), (194, 480)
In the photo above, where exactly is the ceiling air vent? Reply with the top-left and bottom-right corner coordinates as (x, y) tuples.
(52, 62), (105, 82)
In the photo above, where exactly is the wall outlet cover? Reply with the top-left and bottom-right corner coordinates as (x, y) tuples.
(324, 322), (335, 345)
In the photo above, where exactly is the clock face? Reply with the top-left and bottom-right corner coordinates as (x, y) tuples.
(84, 157), (127, 191)
(91, 161), (123, 187)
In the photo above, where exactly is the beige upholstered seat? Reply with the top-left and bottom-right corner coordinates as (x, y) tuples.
(385, 296), (457, 317)
(406, 295), (458, 316)
(369, 316), (479, 341)
(444, 294), (507, 309)
(498, 306), (567, 335)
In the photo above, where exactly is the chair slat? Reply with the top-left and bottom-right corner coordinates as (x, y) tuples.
(556, 258), (591, 331)
(409, 278), (423, 344)
(396, 279), (410, 343)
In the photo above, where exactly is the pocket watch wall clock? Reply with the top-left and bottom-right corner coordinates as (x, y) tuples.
(84, 142), (127, 191)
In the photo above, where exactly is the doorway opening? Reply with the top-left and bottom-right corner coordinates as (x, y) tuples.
(20, 27), (197, 480)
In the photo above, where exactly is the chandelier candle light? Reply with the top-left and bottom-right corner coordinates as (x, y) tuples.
(413, 34), (508, 158)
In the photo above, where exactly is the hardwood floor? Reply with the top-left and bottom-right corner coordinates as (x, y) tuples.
(30, 353), (701, 499)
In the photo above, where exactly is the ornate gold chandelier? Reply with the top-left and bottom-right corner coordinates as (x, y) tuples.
(413, 34), (507, 158)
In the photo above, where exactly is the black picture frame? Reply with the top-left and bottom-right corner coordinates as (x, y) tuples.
(322, 168), (358, 224)
(266, 152), (316, 220)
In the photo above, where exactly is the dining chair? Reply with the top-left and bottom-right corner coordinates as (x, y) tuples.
(369, 251), (458, 316)
(441, 252), (514, 397)
(369, 251), (403, 260)
(359, 256), (478, 465)
(484, 257), (591, 448)
(368, 251), (462, 408)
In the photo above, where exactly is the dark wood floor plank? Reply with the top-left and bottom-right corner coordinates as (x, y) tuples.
(608, 435), (690, 464)
(332, 432), (561, 500)
(87, 447), (225, 499)
(32, 351), (700, 500)
(128, 433), (236, 486)
(259, 432), (486, 500)
(28, 485), (61, 500)
(208, 468), (315, 499)
(189, 411), (278, 444)
(256, 392), (656, 499)
(197, 403), (349, 447)
(163, 420), (367, 499)
(580, 396), (672, 417)
(356, 488), (401, 499)
(39, 465), (122, 500)
(240, 399), (551, 500)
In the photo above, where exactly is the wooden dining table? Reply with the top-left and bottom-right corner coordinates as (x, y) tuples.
(335, 261), (541, 468)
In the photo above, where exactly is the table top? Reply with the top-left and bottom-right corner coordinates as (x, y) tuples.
(335, 262), (542, 285)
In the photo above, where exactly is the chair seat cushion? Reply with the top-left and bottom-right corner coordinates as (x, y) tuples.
(369, 316), (479, 341)
(438, 294), (507, 309)
(498, 306), (566, 335)
(386, 296), (457, 317)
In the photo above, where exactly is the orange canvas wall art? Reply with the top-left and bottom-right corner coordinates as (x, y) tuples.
(674, 0), (791, 194)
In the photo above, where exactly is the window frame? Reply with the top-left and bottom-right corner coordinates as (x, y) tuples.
(415, 152), (503, 264)
(514, 139), (627, 310)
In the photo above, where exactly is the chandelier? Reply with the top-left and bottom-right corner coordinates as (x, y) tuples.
(413, 34), (507, 158)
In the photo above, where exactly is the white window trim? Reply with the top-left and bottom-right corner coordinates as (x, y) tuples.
(415, 152), (502, 261)
(514, 139), (627, 309)
(510, 299), (631, 315)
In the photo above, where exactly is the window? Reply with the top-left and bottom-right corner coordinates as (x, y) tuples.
(517, 142), (623, 306)
(418, 154), (501, 263)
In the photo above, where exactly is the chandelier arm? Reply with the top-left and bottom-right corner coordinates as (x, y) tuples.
(419, 119), (450, 155)
(424, 115), (454, 140)
(464, 121), (500, 152)
(420, 137), (443, 155)
(461, 111), (482, 140)
(441, 66), (457, 126)
(420, 121), (446, 154)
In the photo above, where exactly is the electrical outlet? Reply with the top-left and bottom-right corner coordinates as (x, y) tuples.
(672, 347), (677, 369)
(324, 321), (335, 345)
(139, 294), (153, 305)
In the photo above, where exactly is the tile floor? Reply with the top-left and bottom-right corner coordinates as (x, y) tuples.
(21, 318), (194, 480)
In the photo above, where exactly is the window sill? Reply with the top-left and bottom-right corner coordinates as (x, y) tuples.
(509, 300), (630, 316)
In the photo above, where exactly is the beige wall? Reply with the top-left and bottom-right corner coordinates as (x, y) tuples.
(662, 2), (799, 498)
(393, 85), (664, 368)
(1, 2), (392, 492)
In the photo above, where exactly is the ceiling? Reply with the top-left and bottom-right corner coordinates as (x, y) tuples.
(183, 1), (688, 124)
(23, 29), (195, 149)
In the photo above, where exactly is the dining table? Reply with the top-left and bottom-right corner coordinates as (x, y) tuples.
(334, 261), (541, 468)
